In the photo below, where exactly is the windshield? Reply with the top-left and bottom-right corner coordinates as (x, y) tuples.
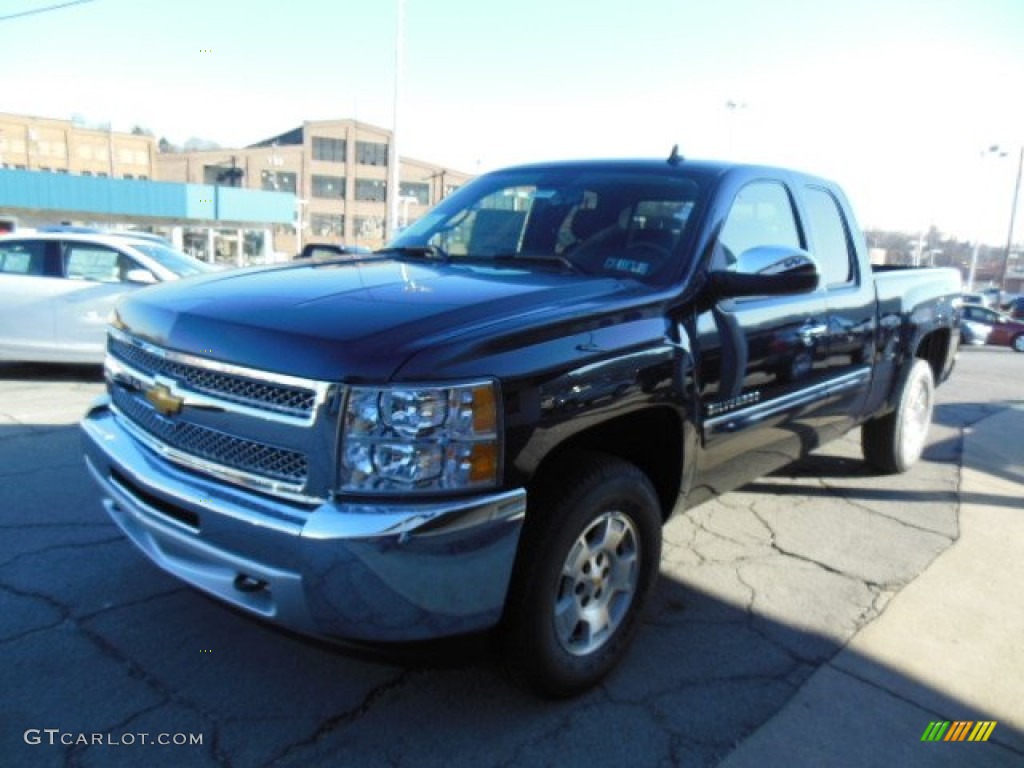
(132, 243), (219, 277)
(389, 168), (703, 284)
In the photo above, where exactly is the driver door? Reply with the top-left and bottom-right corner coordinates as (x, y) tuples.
(696, 180), (832, 490)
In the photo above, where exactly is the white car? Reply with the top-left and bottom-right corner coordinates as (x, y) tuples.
(0, 232), (216, 364)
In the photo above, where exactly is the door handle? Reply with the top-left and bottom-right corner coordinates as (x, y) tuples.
(799, 322), (828, 337)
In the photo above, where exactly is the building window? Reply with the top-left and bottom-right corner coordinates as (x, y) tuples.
(312, 174), (345, 199)
(356, 141), (388, 166)
(204, 164), (245, 186)
(355, 178), (387, 202)
(313, 137), (346, 163)
(354, 216), (384, 240)
(123, 173), (134, 179)
(261, 170), (297, 194)
(310, 213), (345, 238)
(81, 170), (93, 176)
(399, 181), (430, 206)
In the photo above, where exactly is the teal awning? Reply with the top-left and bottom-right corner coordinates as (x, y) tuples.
(0, 169), (295, 226)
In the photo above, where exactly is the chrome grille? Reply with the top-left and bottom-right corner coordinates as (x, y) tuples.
(108, 335), (317, 418)
(111, 386), (308, 485)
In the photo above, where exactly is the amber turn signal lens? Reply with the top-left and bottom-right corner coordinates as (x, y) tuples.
(471, 385), (497, 434)
(468, 443), (498, 484)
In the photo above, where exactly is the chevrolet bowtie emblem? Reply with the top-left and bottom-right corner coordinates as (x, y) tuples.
(145, 383), (184, 416)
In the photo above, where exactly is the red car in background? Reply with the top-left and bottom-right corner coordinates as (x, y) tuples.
(961, 304), (1024, 352)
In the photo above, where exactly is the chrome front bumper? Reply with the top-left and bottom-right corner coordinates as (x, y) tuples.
(81, 398), (526, 642)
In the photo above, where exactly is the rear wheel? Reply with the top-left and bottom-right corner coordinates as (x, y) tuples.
(862, 358), (935, 473)
(500, 453), (662, 698)
(1012, 334), (1024, 353)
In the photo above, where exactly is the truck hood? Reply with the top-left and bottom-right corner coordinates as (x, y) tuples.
(114, 259), (632, 381)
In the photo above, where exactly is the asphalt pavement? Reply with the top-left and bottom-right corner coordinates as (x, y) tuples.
(721, 403), (1024, 767)
(1, 349), (1021, 767)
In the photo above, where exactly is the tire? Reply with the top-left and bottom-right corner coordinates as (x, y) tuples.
(862, 358), (935, 473)
(500, 452), (662, 698)
(1012, 334), (1024, 353)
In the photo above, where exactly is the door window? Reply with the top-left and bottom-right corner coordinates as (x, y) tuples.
(716, 181), (801, 268)
(963, 306), (996, 324)
(64, 244), (135, 283)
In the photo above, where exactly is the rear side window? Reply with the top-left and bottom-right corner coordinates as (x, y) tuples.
(803, 186), (854, 287)
(0, 240), (47, 275)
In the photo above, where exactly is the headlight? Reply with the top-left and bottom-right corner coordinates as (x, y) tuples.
(341, 381), (500, 493)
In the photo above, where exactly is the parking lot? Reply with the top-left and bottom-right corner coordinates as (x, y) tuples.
(1, 347), (1020, 767)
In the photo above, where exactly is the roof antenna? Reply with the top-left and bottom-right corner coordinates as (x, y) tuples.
(667, 144), (683, 167)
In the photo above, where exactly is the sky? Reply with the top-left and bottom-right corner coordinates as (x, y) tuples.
(4, 0), (1024, 244)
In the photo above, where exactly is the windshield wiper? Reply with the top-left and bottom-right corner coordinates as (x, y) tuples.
(376, 244), (450, 263)
(492, 253), (587, 275)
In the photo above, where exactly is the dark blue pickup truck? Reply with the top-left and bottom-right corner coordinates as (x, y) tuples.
(81, 157), (961, 697)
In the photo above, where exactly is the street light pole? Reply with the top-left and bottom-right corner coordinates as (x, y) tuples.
(967, 146), (1003, 290)
(996, 145), (1023, 294)
(386, 0), (405, 242)
(295, 198), (307, 253)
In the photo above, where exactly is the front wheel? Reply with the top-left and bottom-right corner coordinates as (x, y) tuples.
(1012, 334), (1024, 353)
(862, 358), (935, 473)
(500, 453), (662, 698)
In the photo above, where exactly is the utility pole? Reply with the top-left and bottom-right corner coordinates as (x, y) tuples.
(427, 168), (447, 203)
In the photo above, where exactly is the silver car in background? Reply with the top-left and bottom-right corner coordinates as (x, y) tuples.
(0, 232), (216, 364)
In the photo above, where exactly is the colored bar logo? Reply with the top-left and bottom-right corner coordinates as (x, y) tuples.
(921, 721), (997, 742)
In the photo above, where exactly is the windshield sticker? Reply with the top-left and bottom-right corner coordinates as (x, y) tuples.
(603, 258), (651, 276)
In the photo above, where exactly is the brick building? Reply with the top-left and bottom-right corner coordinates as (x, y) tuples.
(1, 112), (472, 257)
(155, 118), (472, 252)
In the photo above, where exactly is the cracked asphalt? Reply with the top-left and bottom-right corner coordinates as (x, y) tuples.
(1, 347), (1019, 767)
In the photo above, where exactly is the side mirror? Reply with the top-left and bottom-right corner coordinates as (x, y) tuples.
(124, 268), (158, 285)
(710, 245), (820, 299)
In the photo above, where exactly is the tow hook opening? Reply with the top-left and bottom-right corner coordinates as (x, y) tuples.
(234, 573), (268, 594)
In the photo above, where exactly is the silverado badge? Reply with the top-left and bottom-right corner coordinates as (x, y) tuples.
(145, 383), (184, 417)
